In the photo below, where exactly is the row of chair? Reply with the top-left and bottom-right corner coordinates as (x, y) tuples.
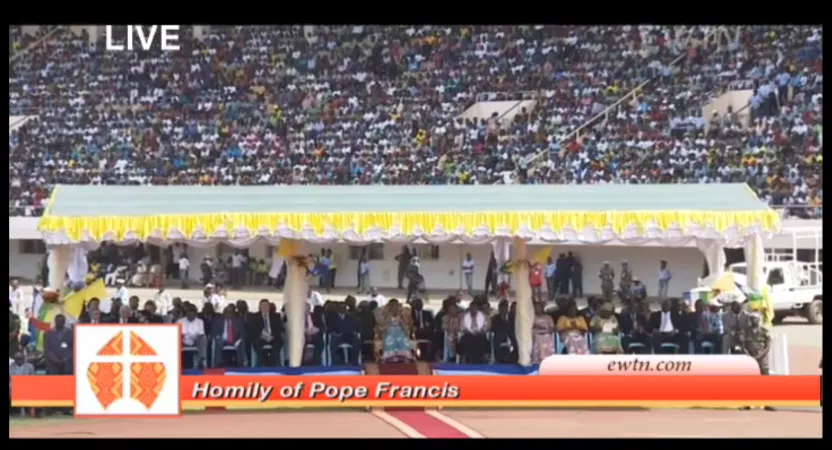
(181, 330), (726, 369)
(181, 333), (357, 369)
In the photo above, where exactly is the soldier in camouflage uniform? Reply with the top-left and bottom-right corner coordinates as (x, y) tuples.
(619, 261), (633, 299)
(599, 261), (615, 303)
(742, 312), (775, 411)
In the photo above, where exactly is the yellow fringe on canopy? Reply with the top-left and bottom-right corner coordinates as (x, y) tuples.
(38, 210), (781, 243)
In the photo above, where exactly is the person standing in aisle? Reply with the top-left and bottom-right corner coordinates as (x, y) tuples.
(571, 255), (583, 298)
(545, 256), (558, 301)
(485, 252), (498, 296)
(742, 312), (775, 411)
(599, 262), (615, 303)
(395, 247), (411, 290)
(461, 253), (475, 296)
(658, 260), (672, 300)
(178, 253), (190, 289)
(619, 261), (633, 300)
(326, 248), (338, 291)
(358, 255), (371, 294)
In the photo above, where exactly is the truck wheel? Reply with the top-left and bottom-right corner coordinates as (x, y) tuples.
(772, 313), (786, 325)
(805, 300), (822, 325)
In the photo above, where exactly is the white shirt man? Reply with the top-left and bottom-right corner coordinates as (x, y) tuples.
(307, 290), (323, 308)
(367, 288), (387, 307)
(204, 286), (224, 310)
(179, 256), (190, 273)
(462, 310), (488, 334)
(9, 283), (23, 315)
(461, 259), (475, 275)
(232, 253), (244, 269)
(659, 310), (676, 333)
(177, 315), (206, 346)
(154, 290), (172, 315)
(115, 281), (129, 303)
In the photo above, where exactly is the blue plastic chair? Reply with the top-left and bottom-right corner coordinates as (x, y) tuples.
(659, 342), (680, 354)
(251, 344), (275, 367)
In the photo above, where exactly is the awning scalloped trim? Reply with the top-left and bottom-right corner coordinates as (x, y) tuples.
(38, 210), (780, 246)
(40, 222), (774, 248)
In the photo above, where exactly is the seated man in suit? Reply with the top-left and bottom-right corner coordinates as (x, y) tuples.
(328, 302), (362, 365)
(213, 304), (245, 367)
(579, 296), (601, 323)
(490, 299), (518, 363)
(410, 298), (435, 361)
(139, 300), (165, 324)
(649, 300), (686, 354)
(177, 305), (207, 369)
(249, 299), (283, 367)
(113, 305), (139, 324)
(618, 298), (650, 353)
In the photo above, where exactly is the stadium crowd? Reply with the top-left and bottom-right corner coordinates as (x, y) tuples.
(8, 25), (822, 218)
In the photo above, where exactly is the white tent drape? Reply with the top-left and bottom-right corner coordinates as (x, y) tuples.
(695, 238), (727, 279)
(47, 245), (72, 290)
(67, 247), (89, 286)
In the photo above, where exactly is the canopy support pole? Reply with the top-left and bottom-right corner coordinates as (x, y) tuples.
(281, 239), (308, 368)
(512, 238), (533, 366)
(745, 234), (765, 292)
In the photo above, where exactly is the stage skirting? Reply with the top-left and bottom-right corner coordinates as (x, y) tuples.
(432, 364), (539, 376)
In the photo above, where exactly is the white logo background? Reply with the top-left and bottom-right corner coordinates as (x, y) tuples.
(75, 324), (181, 416)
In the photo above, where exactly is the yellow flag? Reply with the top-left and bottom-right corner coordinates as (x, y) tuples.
(710, 272), (738, 293)
(531, 247), (552, 265)
(63, 279), (108, 320)
(277, 240), (300, 258)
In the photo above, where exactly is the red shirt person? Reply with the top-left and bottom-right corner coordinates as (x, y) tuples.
(529, 262), (544, 303)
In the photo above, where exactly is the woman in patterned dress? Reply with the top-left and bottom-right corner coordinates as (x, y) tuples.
(531, 301), (556, 363)
(374, 299), (415, 363)
(556, 302), (589, 354)
(441, 303), (462, 361)
(590, 302), (622, 354)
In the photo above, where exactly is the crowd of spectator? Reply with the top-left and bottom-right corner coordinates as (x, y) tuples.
(8, 25), (822, 218)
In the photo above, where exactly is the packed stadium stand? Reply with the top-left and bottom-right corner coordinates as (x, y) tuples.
(8, 25), (822, 218)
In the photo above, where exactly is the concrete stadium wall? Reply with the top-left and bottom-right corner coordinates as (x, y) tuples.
(703, 89), (753, 133)
(457, 100), (536, 123)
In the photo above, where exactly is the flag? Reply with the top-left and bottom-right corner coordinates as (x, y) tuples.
(710, 272), (739, 293)
(62, 279), (108, 320)
(530, 247), (552, 265)
(29, 290), (57, 352)
(277, 240), (299, 258)
(748, 286), (774, 329)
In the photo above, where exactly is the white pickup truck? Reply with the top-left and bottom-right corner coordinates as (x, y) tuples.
(728, 261), (823, 325)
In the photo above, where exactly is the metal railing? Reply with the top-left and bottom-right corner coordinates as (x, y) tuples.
(504, 28), (720, 184)
(773, 205), (823, 219)
(9, 25), (64, 64)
